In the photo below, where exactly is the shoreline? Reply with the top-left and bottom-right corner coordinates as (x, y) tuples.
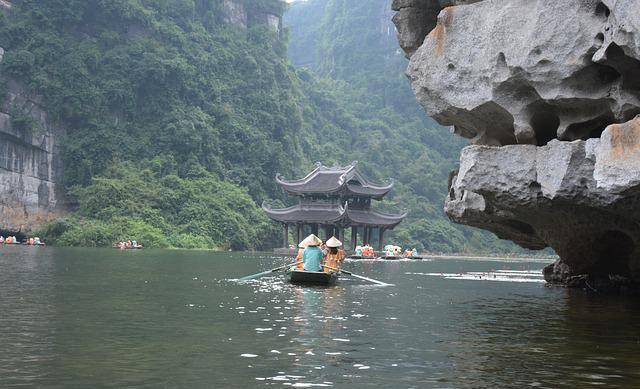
(0, 244), (559, 262)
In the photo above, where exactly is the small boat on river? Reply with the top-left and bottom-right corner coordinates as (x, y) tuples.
(286, 269), (338, 286)
(379, 255), (401, 260)
(347, 254), (377, 260)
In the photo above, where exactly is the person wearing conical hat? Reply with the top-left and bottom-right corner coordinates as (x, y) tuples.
(299, 234), (323, 272)
(323, 236), (346, 273)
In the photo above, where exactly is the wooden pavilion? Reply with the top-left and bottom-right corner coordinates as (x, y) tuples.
(263, 162), (407, 250)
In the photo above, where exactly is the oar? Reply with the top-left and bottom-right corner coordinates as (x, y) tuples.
(238, 261), (299, 281)
(323, 265), (392, 286)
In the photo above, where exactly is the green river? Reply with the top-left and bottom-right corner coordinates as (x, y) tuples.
(1, 246), (640, 388)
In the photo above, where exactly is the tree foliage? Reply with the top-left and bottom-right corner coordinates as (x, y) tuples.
(3, 0), (523, 252)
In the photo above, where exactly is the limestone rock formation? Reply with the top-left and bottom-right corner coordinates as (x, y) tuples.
(394, 0), (640, 289)
(0, 78), (65, 232)
(221, 0), (283, 36)
(391, 0), (483, 57)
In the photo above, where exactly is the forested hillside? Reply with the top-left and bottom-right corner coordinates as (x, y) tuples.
(0, 0), (519, 252)
(284, 0), (521, 253)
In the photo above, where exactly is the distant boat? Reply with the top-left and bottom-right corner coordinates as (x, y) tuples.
(347, 254), (377, 260)
(112, 245), (144, 250)
(286, 269), (338, 286)
(379, 254), (401, 260)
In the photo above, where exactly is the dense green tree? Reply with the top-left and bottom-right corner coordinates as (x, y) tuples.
(2, 0), (525, 252)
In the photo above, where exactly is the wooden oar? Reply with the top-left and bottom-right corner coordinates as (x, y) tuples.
(323, 265), (392, 286)
(238, 261), (299, 281)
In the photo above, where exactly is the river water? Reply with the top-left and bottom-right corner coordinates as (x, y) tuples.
(1, 246), (640, 388)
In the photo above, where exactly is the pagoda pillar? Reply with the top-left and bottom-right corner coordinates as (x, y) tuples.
(311, 224), (319, 236)
(296, 223), (302, 245)
(324, 225), (332, 241)
(351, 226), (358, 250)
(364, 227), (370, 245)
(378, 228), (385, 250)
(283, 223), (289, 248)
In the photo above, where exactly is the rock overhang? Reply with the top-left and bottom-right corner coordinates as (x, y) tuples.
(403, 0), (640, 147)
(394, 0), (640, 288)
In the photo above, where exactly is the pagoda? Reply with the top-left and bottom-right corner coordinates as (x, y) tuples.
(263, 162), (407, 250)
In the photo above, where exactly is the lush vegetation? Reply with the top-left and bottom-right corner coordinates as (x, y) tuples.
(0, 0), (523, 252)
(285, 0), (523, 253)
(40, 159), (276, 249)
(1, 0), (304, 249)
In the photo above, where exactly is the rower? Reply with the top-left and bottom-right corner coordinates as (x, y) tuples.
(324, 236), (346, 273)
(299, 234), (323, 272)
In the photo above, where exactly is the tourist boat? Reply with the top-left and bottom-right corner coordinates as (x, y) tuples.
(112, 245), (144, 250)
(286, 269), (338, 286)
(379, 255), (401, 260)
(347, 254), (377, 260)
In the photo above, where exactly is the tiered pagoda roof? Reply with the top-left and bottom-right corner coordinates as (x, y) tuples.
(275, 162), (393, 200)
(264, 162), (406, 229)
(262, 202), (407, 228)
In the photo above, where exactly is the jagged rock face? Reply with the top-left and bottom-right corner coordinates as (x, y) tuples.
(447, 117), (640, 284)
(391, 0), (483, 57)
(395, 0), (640, 288)
(0, 79), (64, 231)
(222, 0), (248, 28)
(221, 0), (283, 36)
(404, 0), (640, 147)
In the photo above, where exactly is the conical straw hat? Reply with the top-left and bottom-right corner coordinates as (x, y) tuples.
(299, 234), (322, 248)
(326, 236), (342, 248)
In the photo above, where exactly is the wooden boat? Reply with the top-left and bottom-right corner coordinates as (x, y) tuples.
(286, 269), (338, 286)
(379, 255), (401, 260)
(347, 254), (377, 260)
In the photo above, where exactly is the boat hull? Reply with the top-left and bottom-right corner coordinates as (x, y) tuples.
(380, 255), (401, 260)
(286, 269), (338, 286)
(347, 255), (377, 260)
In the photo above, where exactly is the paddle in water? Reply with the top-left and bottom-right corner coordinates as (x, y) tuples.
(238, 261), (299, 281)
(323, 265), (392, 286)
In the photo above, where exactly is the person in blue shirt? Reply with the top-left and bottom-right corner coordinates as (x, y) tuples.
(299, 234), (324, 272)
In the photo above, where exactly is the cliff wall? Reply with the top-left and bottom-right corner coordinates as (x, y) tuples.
(222, 0), (283, 37)
(394, 0), (640, 290)
(0, 78), (65, 232)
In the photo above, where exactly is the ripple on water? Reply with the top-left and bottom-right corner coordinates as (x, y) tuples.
(405, 269), (546, 283)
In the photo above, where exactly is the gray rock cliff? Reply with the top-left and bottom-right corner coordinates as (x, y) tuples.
(394, 0), (640, 289)
(221, 0), (283, 37)
(0, 78), (65, 232)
